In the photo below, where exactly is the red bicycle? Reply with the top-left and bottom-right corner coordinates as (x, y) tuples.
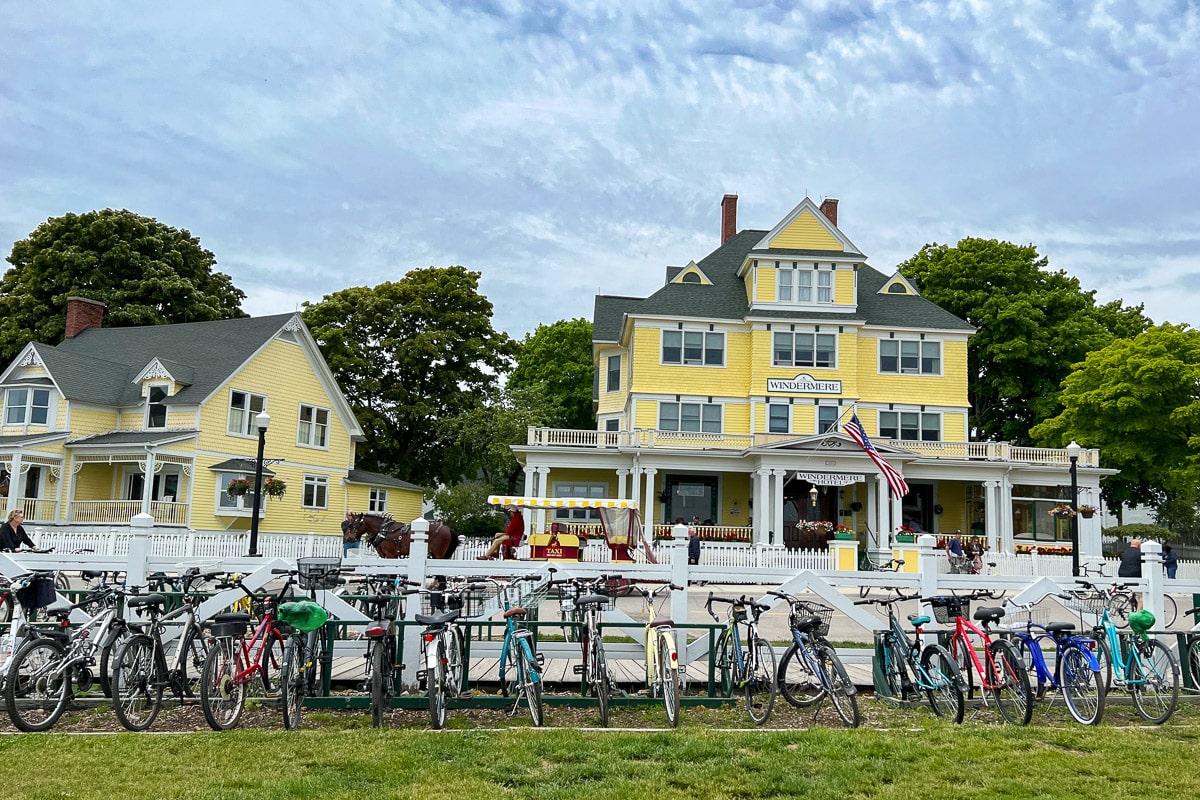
(931, 590), (1033, 725)
(199, 571), (307, 731)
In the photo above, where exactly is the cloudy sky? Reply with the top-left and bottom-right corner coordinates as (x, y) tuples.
(2, 1), (1198, 339)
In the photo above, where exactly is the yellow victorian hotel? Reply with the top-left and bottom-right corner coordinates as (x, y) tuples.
(515, 195), (1109, 560)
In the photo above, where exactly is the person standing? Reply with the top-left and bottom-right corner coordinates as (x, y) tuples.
(0, 510), (37, 551)
(688, 525), (701, 565)
(1162, 544), (1178, 580)
(1117, 538), (1143, 578)
(947, 533), (964, 558)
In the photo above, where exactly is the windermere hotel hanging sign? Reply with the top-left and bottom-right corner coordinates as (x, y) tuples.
(766, 373), (842, 394)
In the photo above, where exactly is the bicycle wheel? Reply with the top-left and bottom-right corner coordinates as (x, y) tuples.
(744, 637), (776, 725)
(447, 627), (465, 696)
(176, 629), (209, 698)
(880, 639), (908, 701)
(0, 593), (13, 625)
(714, 630), (735, 697)
(949, 635), (976, 700)
(987, 639), (1032, 725)
(592, 640), (611, 728)
(304, 628), (324, 696)
(1112, 594), (1134, 629)
(1093, 636), (1114, 693)
(777, 643), (822, 708)
(920, 644), (965, 724)
(1014, 637), (1047, 700)
(1128, 638), (1179, 725)
(98, 624), (131, 698)
(1188, 637), (1200, 692)
(1057, 643), (1104, 726)
(816, 644), (860, 728)
(259, 633), (282, 695)
(54, 572), (70, 593)
(657, 633), (681, 728)
(199, 638), (245, 731)
(5, 637), (69, 732)
(112, 634), (162, 731)
(280, 637), (306, 730)
(428, 640), (448, 730)
(1162, 595), (1178, 628)
(517, 642), (544, 727)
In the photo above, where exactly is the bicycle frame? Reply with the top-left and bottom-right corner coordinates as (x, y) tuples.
(1009, 616), (1100, 690)
(228, 611), (287, 687)
(950, 616), (1005, 689)
(1095, 605), (1142, 686)
(495, 582), (543, 692)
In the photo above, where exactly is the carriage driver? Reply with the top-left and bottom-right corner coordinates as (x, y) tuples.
(478, 504), (525, 560)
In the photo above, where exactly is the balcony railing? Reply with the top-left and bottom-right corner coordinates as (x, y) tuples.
(525, 427), (1100, 467)
(68, 500), (188, 527)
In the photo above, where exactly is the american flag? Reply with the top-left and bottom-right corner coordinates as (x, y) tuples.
(844, 413), (910, 498)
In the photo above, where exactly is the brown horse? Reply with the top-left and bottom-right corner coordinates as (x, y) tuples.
(341, 513), (460, 559)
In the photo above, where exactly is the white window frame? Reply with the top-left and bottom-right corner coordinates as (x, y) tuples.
(879, 410), (942, 442)
(215, 471), (258, 514)
(302, 474), (329, 509)
(297, 404), (330, 449)
(4, 387), (51, 426)
(368, 488), (388, 513)
(145, 384), (169, 430)
(658, 401), (722, 433)
(772, 331), (837, 368)
(227, 390), (267, 437)
(661, 330), (725, 367)
(606, 355), (621, 392)
(880, 339), (942, 376)
(775, 263), (834, 305)
(817, 405), (839, 434)
(767, 403), (790, 434)
(552, 482), (606, 521)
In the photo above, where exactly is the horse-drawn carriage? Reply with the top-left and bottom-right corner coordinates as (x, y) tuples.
(486, 496), (656, 563)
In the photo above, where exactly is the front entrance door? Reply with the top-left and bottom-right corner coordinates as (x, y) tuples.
(664, 476), (718, 525)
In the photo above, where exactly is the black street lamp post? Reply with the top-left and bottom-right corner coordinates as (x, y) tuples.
(1067, 440), (1081, 578)
(247, 411), (271, 557)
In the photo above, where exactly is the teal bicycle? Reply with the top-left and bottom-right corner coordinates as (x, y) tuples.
(492, 575), (545, 726)
(1067, 582), (1179, 724)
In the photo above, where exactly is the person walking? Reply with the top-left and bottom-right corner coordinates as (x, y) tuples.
(688, 525), (701, 565)
(1162, 544), (1178, 580)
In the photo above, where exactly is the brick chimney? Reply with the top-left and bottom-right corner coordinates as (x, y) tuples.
(819, 197), (839, 227)
(65, 297), (106, 338)
(721, 194), (738, 244)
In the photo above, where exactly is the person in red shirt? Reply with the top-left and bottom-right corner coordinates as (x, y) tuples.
(479, 505), (525, 559)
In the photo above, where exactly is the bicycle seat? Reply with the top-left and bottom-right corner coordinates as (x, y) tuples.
(82, 570), (103, 580)
(211, 612), (252, 625)
(907, 614), (931, 627)
(650, 616), (674, 628)
(503, 606), (527, 619)
(973, 606), (1005, 624)
(1046, 622), (1076, 634)
(127, 593), (167, 611)
(576, 594), (609, 607)
(415, 609), (461, 627)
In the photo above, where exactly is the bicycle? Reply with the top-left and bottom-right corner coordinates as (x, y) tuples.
(706, 593), (777, 725)
(632, 581), (684, 727)
(932, 589), (1033, 725)
(414, 577), (478, 730)
(1003, 596), (1105, 725)
(853, 587), (965, 723)
(199, 570), (323, 731)
(555, 573), (618, 727)
(492, 575), (545, 726)
(771, 591), (860, 727)
(1067, 582), (1179, 724)
(357, 575), (408, 727)
(109, 570), (223, 730)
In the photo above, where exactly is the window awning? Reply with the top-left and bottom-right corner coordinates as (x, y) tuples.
(208, 458), (276, 477)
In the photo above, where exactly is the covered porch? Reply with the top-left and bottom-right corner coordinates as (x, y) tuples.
(64, 430), (198, 527)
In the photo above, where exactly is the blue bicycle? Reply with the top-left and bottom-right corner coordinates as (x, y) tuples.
(492, 575), (545, 726)
(1004, 597), (1104, 725)
(771, 591), (860, 727)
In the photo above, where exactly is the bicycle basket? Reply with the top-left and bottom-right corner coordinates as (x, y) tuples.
(15, 575), (57, 611)
(929, 596), (969, 624)
(1058, 591), (1109, 618)
(277, 600), (329, 633)
(297, 556), (342, 591)
(732, 604), (748, 623)
(422, 587), (486, 618)
(794, 602), (834, 637)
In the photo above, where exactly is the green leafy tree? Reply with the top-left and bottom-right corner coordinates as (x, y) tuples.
(438, 384), (556, 493)
(1030, 324), (1200, 528)
(0, 209), (247, 360)
(429, 481), (506, 538)
(507, 318), (595, 430)
(899, 238), (1149, 444)
(302, 268), (515, 486)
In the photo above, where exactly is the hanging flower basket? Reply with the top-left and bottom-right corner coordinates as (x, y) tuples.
(1048, 504), (1076, 519)
(262, 477), (287, 499)
(1078, 505), (1097, 519)
(226, 477), (251, 498)
(798, 520), (835, 536)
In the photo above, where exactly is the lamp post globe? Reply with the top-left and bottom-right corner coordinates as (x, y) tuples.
(247, 411), (271, 557)
(1066, 440), (1081, 577)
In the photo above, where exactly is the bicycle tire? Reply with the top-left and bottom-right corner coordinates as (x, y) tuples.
(0, 593), (12, 625)
(259, 633), (283, 695)
(920, 644), (965, 724)
(744, 637), (776, 725)
(367, 639), (387, 728)
(1129, 638), (1179, 725)
(305, 628), (324, 696)
(111, 633), (162, 731)
(5, 637), (69, 732)
(1188, 637), (1200, 694)
(447, 627), (465, 696)
(881, 639), (908, 701)
(1014, 637), (1047, 700)
(176, 628), (209, 698)
(517, 641), (544, 727)
(987, 639), (1032, 725)
(428, 640), (448, 730)
(54, 572), (70, 593)
(658, 633), (681, 728)
(1093, 636), (1114, 693)
(199, 637), (245, 731)
(1057, 643), (1104, 726)
(949, 634), (977, 700)
(592, 638), (611, 728)
(816, 643), (860, 728)
(280, 636), (306, 730)
(1112, 594), (1134, 629)
(777, 643), (823, 708)
(98, 624), (131, 698)
(1162, 595), (1178, 628)
(714, 629), (735, 698)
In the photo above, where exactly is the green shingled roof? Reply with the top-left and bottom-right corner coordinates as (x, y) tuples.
(346, 469), (425, 492)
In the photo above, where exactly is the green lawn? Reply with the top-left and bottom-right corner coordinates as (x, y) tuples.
(1, 703), (1199, 799)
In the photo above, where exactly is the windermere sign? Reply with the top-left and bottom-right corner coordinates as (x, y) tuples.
(766, 373), (842, 394)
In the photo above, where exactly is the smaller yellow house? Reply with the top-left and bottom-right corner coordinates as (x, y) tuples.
(0, 298), (422, 537)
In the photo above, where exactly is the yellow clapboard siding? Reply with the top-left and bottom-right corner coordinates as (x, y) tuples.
(836, 269), (855, 304)
(629, 328), (751, 398)
(768, 210), (844, 251)
(755, 265), (776, 302)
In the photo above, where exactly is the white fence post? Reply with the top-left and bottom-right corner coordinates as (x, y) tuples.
(916, 534), (940, 635)
(401, 517), (430, 689)
(1142, 540), (1164, 637)
(670, 522), (690, 625)
(126, 513), (153, 588)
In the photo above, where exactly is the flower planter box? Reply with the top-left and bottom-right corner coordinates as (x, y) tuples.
(833, 532), (856, 541)
(894, 534), (916, 543)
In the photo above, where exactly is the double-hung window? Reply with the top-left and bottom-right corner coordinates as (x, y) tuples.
(772, 332), (836, 368)
(303, 474), (329, 509)
(879, 340), (941, 375)
(4, 388), (51, 425)
(659, 401), (721, 433)
(369, 488), (387, 513)
(817, 406), (839, 434)
(661, 330), (724, 366)
(606, 355), (621, 392)
(878, 411), (941, 442)
(776, 263), (832, 304)
(146, 385), (168, 429)
(768, 403), (790, 434)
(228, 390), (266, 436)
(297, 404), (330, 448)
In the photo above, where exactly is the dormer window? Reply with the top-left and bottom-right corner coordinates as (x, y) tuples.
(4, 388), (50, 425)
(146, 385), (168, 429)
(776, 263), (833, 304)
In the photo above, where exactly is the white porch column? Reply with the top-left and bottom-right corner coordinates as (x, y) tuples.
(642, 467), (657, 543)
(5, 453), (22, 517)
(616, 468), (629, 499)
(1078, 485), (1102, 560)
(754, 468), (770, 545)
(141, 450), (157, 517)
(875, 474), (889, 549)
(535, 466), (550, 534)
(770, 469), (785, 547)
(983, 480), (1001, 554)
(999, 477), (1015, 554)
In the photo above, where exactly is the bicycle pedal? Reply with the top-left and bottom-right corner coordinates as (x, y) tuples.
(572, 665), (585, 675)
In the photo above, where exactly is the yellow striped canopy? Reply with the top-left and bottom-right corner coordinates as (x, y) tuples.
(487, 495), (640, 511)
